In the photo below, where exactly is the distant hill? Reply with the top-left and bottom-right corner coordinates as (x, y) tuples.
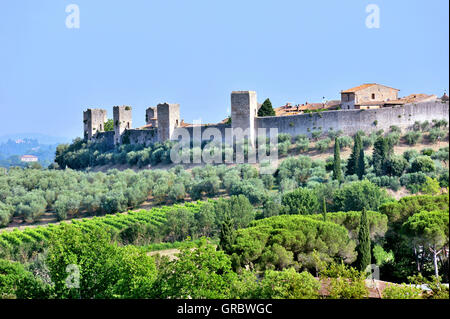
(0, 133), (72, 168)
(0, 133), (71, 145)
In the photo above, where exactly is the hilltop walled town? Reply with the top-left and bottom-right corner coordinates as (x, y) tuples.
(83, 83), (449, 146)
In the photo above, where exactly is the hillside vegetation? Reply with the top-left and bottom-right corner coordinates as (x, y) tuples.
(0, 194), (448, 299)
(0, 120), (448, 299)
(1, 128), (448, 228)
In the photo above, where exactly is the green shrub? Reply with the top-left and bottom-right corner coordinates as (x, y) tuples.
(390, 125), (401, 134)
(438, 170), (449, 188)
(295, 136), (310, 153)
(319, 262), (369, 299)
(382, 284), (422, 299)
(410, 155), (435, 173)
(420, 177), (441, 195)
(421, 148), (435, 156)
(259, 268), (320, 299)
(277, 133), (292, 143)
(316, 138), (332, 152)
(431, 147), (449, 162)
(278, 141), (291, 156)
(373, 245), (394, 266)
(420, 120), (431, 132)
(403, 149), (420, 162)
(338, 136), (353, 149)
(281, 187), (319, 214)
(400, 172), (428, 192)
(312, 130), (322, 141)
(331, 180), (391, 212)
(428, 128), (446, 143)
(0, 258), (51, 298)
(387, 132), (401, 145)
(404, 131), (422, 145)
(383, 156), (408, 177)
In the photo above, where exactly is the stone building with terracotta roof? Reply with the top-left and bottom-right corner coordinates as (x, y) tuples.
(340, 83), (400, 110)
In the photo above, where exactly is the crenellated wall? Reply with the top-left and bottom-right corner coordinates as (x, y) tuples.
(84, 93), (448, 148)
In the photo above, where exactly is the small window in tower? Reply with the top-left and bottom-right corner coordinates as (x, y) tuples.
(371, 93), (376, 100)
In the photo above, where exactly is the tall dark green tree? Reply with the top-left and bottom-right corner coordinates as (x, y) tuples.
(258, 98), (276, 117)
(218, 215), (236, 255)
(356, 147), (365, 180)
(333, 137), (344, 183)
(346, 133), (362, 176)
(322, 197), (327, 222)
(356, 208), (371, 272)
(372, 136), (394, 176)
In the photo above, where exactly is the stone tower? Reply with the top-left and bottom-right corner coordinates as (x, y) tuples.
(231, 91), (257, 146)
(83, 108), (107, 140)
(146, 106), (158, 127)
(113, 106), (132, 144)
(157, 103), (180, 142)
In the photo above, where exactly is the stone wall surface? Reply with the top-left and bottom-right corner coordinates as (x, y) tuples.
(113, 106), (132, 144)
(157, 103), (180, 141)
(355, 85), (398, 104)
(231, 91), (257, 145)
(256, 101), (449, 138)
(172, 124), (231, 143)
(146, 107), (157, 127)
(93, 130), (115, 147)
(84, 96), (448, 147)
(83, 109), (107, 140)
(126, 129), (159, 145)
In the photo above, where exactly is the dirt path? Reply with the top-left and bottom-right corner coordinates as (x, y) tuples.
(148, 248), (180, 261)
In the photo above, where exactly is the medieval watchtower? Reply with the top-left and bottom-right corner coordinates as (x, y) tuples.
(231, 91), (258, 146)
(146, 106), (158, 127)
(113, 106), (132, 144)
(157, 103), (180, 142)
(83, 108), (107, 140)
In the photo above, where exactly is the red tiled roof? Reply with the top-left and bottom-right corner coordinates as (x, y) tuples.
(342, 83), (399, 93)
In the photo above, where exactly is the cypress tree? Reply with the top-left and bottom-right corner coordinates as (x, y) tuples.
(356, 208), (371, 272)
(218, 215), (235, 254)
(333, 137), (343, 183)
(322, 197), (327, 222)
(356, 147), (365, 180)
(346, 133), (362, 176)
(258, 98), (276, 117)
(372, 136), (394, 176)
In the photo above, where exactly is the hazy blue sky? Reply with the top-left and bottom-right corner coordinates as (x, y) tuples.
(0, 0), (448, 139)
